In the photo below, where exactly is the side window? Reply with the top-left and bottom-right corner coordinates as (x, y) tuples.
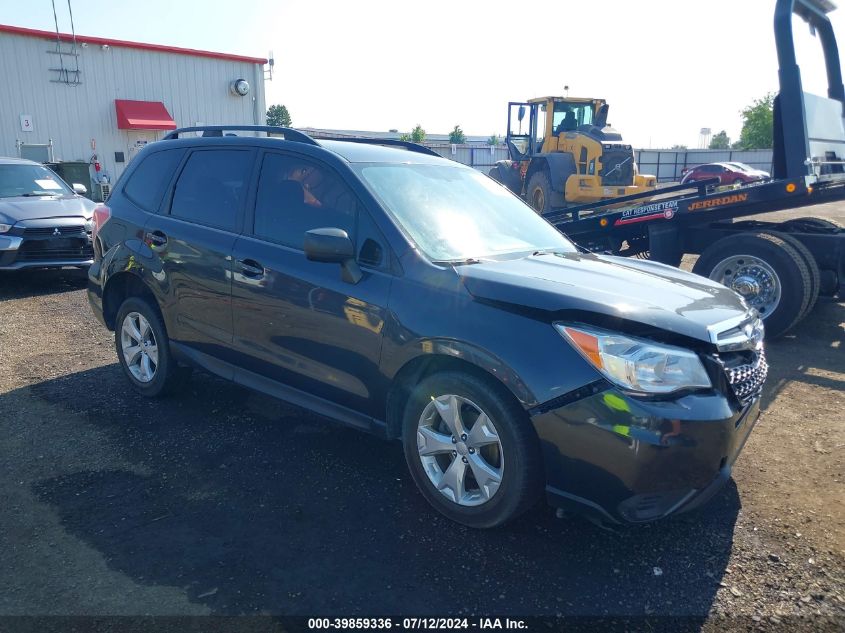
(123, 149), (185, 212)
(170, 150), (252, 231)
(253, 153), (356, 249)
(356, 208), (389, 269)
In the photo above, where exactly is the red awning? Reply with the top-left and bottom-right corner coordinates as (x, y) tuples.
(115, 99), (176, 130)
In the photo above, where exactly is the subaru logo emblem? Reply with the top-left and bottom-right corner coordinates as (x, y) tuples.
(52, 228), (61, 236)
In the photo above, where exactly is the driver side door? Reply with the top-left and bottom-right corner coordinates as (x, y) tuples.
(229, 151), (395, 422)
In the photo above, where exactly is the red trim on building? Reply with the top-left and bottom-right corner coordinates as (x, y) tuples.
(0, 23), (267, 65)
(115, 100), (177, 130)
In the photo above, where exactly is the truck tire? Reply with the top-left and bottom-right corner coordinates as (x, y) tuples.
(761, 231), (820, 321)
(526, 170), (553, 214)
(692, 232), (813, 338)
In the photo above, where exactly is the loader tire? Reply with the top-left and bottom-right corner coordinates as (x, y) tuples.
(526, 170), (553, 214)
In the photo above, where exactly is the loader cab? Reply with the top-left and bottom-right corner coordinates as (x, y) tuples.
(550, 98), (600, 135)
(506, 98), (608, 158)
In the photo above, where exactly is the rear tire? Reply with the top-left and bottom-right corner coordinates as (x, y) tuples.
(762, 231), (820, 321)
(526, 170), (553, 214)
(692, 232), (813, 338)
(115, 296), (190, 397)
(401, 371), (542, 528)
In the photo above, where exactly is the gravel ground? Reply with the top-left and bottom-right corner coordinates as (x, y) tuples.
(0, 205), (842, 631)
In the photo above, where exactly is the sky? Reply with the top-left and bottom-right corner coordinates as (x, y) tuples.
(2, 0), (843, 148)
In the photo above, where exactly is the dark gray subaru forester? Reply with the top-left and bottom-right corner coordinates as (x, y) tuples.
(88, 126), (767, 528)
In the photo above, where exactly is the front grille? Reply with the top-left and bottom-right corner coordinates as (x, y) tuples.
(601, 151), (634, 186)
(22, 225), (86, 237)
(724, 350), (768, 404)
(16, 237), (93, 262)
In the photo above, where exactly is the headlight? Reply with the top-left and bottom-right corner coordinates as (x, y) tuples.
(0, 224), (11, 234)
(555, 324), (712, 394)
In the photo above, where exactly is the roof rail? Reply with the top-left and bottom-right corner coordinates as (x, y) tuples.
(315, 137), (442, 157)
(163, 125), (319, 145)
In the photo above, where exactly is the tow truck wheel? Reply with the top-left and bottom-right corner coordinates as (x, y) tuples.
(526, 170), (553, 214)
(762, 231), (820, 321)
(692, 232), (813, 338)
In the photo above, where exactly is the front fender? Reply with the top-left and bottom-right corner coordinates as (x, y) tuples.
(388, 336), (538, 408)
(536, 153), (576, 192)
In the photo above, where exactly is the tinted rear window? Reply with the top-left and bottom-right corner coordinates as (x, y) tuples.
(123, 149), (185, 212)
(170, 150), (252, 231)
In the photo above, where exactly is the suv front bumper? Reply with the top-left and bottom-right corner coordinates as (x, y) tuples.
(531, 386), (760, 524)
(0, 222), (93, 270)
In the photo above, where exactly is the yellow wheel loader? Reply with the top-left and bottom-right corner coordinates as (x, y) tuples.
(489, 97), (656, 212)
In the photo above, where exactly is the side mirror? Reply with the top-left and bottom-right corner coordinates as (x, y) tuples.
(72, 183), (87, 195)
(518, 105), (526, 123)
(304, 227), (362, 284)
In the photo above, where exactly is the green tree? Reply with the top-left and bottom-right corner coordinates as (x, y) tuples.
(488, 134), (500, 146)
(398, 133), (411, 141)
(670, 144), (688, 150)
(736, 93), (774, 149)
(449, 125), (466, 144)
(266, 104), (291, 127)
(709, 130), (731, 149)
(410, 124), (426, 143)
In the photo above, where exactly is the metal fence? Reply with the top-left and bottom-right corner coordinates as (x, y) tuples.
(425, 143), (510, 173)
(635, 149), (774, 182)
(424, 144), (775, 180)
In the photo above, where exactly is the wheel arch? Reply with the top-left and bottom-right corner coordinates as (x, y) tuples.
(102, 270), (161, 331)
(384, 349), (536, 440)
(489, 160), (522, 194)
(530, 153), (576, 193)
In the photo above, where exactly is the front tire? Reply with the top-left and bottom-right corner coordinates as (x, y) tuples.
(402, 371), (542, 528)
(526, 170), (553, 214)
(115, 297), (189, 397)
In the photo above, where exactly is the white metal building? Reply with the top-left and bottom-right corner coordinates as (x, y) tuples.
(0, 24), (267, 197)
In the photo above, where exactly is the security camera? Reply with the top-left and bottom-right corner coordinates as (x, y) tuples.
(101, 44), (109, 51)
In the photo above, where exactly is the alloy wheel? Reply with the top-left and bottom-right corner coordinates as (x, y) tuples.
(416, 394), (504, 507)
(120, 311), (158, 383)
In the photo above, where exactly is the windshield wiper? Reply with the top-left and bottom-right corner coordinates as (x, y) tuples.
(20, 191), (60, 197)
(432, 257), (483, 266)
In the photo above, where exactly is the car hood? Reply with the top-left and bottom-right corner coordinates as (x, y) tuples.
(0, 195), (95, 225)
(457, 252), (750, 344)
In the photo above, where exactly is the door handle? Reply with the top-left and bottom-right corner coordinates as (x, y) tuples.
(237, 258), (265, 278)
(145, 230), (167, 247)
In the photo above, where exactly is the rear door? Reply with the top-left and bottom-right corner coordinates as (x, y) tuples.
(145, 147), (255, 357)
(229, 150), (394, 420)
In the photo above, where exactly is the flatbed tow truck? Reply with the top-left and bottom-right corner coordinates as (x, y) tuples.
(540, 0), (845, 337)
